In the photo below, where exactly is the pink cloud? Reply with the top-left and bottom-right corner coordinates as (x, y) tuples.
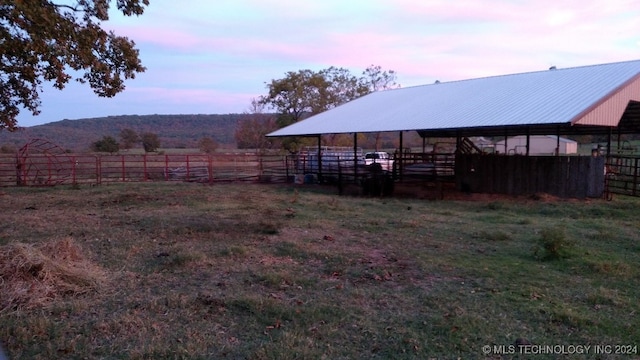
(21, 0), (640, 127)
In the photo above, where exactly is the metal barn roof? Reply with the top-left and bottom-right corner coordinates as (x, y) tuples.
(268, 59), (640, 138)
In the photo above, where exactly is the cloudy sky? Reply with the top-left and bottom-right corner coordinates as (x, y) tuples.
(16, 0), (640, 127)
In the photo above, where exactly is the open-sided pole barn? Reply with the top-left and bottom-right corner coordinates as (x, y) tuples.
(268, 60), (640, 198)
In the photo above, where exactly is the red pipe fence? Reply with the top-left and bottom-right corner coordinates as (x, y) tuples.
(0, 153), (293, 187)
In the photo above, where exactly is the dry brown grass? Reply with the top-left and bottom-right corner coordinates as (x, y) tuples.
(0, 182), (639, 359)
(0, 237), (107, 313)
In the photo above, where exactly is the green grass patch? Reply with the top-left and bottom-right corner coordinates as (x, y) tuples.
(1, 183), (639, 358)
(534, 225), (576, 260)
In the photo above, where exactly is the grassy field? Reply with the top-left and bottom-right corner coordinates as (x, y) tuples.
(0, 182), (639, 359)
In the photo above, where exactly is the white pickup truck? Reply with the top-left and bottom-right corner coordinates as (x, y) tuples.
(364, 151), (394, 171)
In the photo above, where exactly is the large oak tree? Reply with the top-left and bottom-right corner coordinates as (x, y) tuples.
(260, 65), (399, 151)
(234, 98), (280, 151)
(0, 0), (149, 131)
(141, 132), (159, 152)
(261, 65), (398, 126)
(119, 128), (139, 150)
(91, 134), (119, 153)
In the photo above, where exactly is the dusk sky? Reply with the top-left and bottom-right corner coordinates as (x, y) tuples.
(16, 0), (640, 127)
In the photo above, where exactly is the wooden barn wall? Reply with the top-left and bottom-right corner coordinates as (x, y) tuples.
(455, 154), (605, 198)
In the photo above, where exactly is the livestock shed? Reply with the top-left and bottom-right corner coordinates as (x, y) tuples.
(494, 135), (578, 155)
(268, 59), (640, 198)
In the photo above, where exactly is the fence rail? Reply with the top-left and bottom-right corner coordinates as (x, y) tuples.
(0, 153), (293, 187)
(5, 151), (640, 199)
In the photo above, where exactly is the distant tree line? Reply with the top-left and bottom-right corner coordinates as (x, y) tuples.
(0, 114), (241, 152)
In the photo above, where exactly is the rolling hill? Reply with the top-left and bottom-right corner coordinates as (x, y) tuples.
(0, 113), (430, 154)
(0, 114), (243, 152)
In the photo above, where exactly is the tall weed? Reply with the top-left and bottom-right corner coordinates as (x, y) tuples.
(534, 226), (576, 260)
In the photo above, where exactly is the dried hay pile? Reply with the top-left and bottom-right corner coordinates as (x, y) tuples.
(0, 237), (107, 313)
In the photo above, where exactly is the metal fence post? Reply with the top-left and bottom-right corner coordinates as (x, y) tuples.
(143, 153), (148, 181)
(121, 155), (126, 182)
(165, 154), (169, 181)
(96, 155), (101, 185)
(71, 155), (76, 184)
(208, 155), (214, 183)
(186, 155), (190, 182)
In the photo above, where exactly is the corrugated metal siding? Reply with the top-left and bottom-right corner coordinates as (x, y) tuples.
(268, 59), (640, 137)
(572, 75), (640, 126)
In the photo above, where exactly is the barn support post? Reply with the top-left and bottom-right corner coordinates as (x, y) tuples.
(503, 128), (508, 154)
(610, 128), (615, 156)
(353, 133), (358, 180)
(317, 135), (322, 183)
(526, 127), (530, 156)
(555, 126), (561, 156)
(338, 156), (343, 195)
(634, 158), (639, 196)
(399, 131), (404, 181)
